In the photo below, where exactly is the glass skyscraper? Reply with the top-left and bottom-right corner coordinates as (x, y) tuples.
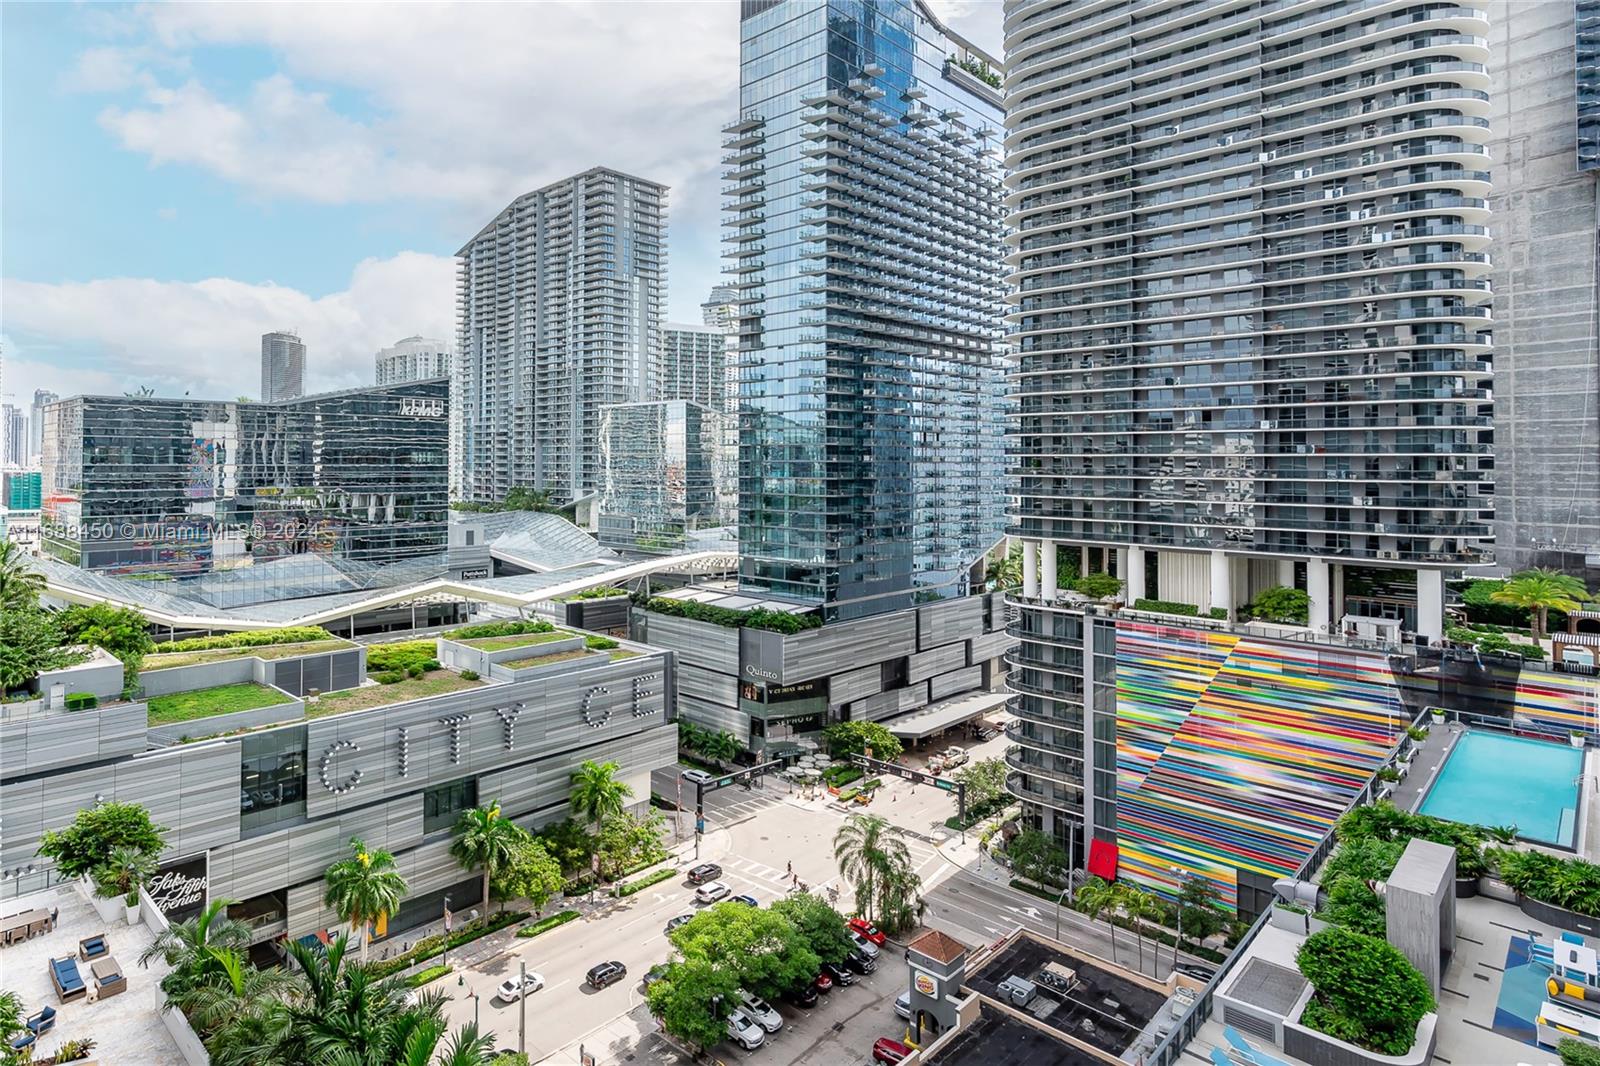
(598, 400), (732, 553)
(40, 380), (448, 604)
(728, 0), (1009, 621)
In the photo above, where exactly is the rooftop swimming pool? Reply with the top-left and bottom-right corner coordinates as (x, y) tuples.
(1418, 730), (1584, 848)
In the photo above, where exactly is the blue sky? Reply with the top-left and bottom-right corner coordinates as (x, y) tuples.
(1, 1), (1000, 406)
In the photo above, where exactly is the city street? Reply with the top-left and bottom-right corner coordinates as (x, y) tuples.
(437, 726), (1202, 1062)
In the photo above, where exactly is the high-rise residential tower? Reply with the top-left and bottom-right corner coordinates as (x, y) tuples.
(1003, 0), (1494, 642)
(28, 389), (58, 462)
(661, 324), (728, 411)
(1486, 0), (1600, 577)
(456, 167), (666, 505)
(260, 330), (306, 402)
(1, 404), (25, 467)
(728, 0), (1009, 621)
(701, 283), (740, 333)
(375, 336), (453, 385)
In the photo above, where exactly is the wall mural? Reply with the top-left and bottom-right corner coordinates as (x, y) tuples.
(1114, 621), (1406, 912)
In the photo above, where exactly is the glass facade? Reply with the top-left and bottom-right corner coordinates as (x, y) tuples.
(240, 726), (308, 835)
(729, 0), (1009, 621)
(598, 400), (734, 553)
(423, 777), (479, 835)
(40, 380), (448, 605)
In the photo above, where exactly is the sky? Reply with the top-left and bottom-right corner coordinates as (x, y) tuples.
(1, 0), (1002, 408)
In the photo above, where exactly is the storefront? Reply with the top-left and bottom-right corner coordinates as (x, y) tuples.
(741, 678), (829, 756)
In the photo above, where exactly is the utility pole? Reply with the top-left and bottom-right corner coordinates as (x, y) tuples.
(518, 959), (527, 1055)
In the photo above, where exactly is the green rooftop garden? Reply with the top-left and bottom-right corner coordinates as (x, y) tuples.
(306, 669), (482, 719)
(145, 636), (353, 670)
(443, 619), (557, 640)
(146, 682), (297, 726)
(643, 596), (820, 634)
(457, 630), (573, 651)
(501, 648), (595, 670)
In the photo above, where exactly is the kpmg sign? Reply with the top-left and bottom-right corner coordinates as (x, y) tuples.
(400, 397), (446, 418)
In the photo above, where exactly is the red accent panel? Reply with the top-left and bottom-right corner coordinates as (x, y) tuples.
(1087, 839), (1119, 882)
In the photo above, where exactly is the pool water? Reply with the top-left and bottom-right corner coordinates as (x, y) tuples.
(1418, 730), (1584, 848)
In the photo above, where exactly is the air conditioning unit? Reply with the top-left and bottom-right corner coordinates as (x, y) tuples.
(1378, 550), (1399, 560)
(1294, 168), (1313, 179)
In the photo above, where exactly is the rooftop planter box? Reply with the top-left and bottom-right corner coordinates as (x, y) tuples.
(140, 641), (364, 699)
(145, 682), (303, 743)
(1284, 991), (1437, 1066)
(488, 646), (610, 683)
(438, 632), (585, 676)
(38, 647), (126, 704)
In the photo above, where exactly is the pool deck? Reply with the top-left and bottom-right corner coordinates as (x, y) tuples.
(1392, 720), (1463, 813)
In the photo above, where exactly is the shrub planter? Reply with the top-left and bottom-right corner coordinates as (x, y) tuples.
(1518, 893), (1600, 938)
(1454, 876), (1479, 899)
(1572, 733), (1587, 749)
(1480, 875), (1518, 904)
(1269, 902), (1310, 935)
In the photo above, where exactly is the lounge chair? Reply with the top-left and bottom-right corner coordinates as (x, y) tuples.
(49, 956), (86, 1002)
(78, 933), (108, 961)
(26, 1006), (55, 1035)
(9, 1032), (34, 1053)
(90, 955), (126, 1000)
(1223, 1025), (1290, 1066)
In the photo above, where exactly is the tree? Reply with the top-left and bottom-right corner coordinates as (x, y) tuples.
(701, 729), (741, 766)
(1008, 829), (1068, 888)
(92, 844), (159, 899)
(1492, 568), (1591, 640)
(55, 603), (154, 672)
(174, 946), (298, 1039)
(1119, 886), (1164, 975)
(821, 721), (902, 762)
(493, 837), (564, 916)
(771, 893), (857, 966)
(875, 849), (925, 934)
(952, 758), (1008, 816)
(1249, 585), (1311, 624)
(140, 897), (252, 1002)
(323, 838), (408, 963)
(1176, 877), (1225, 960)
(38, 800), (166, 881)
(534, 818), (597, 877)
(0, 541), (44, 613)
(0, 605), (78, 692)
(1560, 1038), (1600, 1066)
(450, 803), (525, 914)
(570, 760), (633, 836)
(669, 901), (822, 1001)
(645, 957), (742, 1052)
(1073, 572), (1124, 600)
(1296, 926), (1434, 1056)
(0, 989), (24, 1051)
(595, 809), (668, 880)
(834, 814), (915, 928)
(1075, 877), (1121, 965)
(987, 545), (1022, 591)
(504, 486), (557, 513)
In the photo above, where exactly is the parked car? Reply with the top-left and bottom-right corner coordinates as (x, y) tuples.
(813, 971), (834, 994)
(642, 964), (671, 990)
(740, 992), (783, 1033)
(726, 1009), (766, 1051)
(665, 913), (696, 935)
(1175, 963), (1217, 982)
(695, 880), (733, 904)
(495, 971), (545, 1003)
(820, 961), (856, 986)
(940, 746), (969, 768)
(686, 862), (723, 885)
(873, 1037), (914, 1064)
(784, 983), (820, 1008)
(681, 769), (716, 786)
(731, 893), (759, 907)
(847, 918), (886, 946)
(850, 931), (881, 958)
(586, 961), (627, 990)
(894, 991), (911, 1020)
(844, 949), (876, 975)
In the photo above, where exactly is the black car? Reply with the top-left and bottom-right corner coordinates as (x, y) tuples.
(844, 950), (876, 975)
(642, 964), (670, 990)
(664, 913), (696, 936)
(820, 961), (856, 986)
(586, 961), (627, 989)
(1174, 963), (1217, 982)
(686, 862), (723, 885)
(783, 983), (819, 1008)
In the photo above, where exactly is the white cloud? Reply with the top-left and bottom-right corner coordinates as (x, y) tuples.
(2, 252), (455, 402)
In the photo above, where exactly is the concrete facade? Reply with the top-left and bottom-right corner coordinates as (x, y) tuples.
(1385, 837), (1457, 998)
(1486, 0), (1600, 577)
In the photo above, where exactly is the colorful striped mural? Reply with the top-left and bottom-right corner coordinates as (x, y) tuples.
(1115, 621), (1406, 912)
(1512, 671), (1599, 734)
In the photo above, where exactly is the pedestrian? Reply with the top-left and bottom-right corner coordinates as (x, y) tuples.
(786, 860), (793, 875)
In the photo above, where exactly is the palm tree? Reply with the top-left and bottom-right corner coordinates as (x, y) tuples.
(1115, 883), (1155, 974)
(1492, 568), (1591, 640)
(833, 814), (912, 925)
(0, 540), (44, 612)
(701, 730), (740, 767)
(451, 802), (526, 913)
(570, 760), (632, 835)
(323, 838), (408, 963)
(987, 545), (1022, 591)
(1075, 877), (1120, 965)
(1124, 888), (1166, 977)
(140, 897), (251, 1000)
(93, 844), (159, 899)
(176, 946), (297, 1039)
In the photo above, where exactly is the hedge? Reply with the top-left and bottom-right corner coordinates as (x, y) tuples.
(367, 910), (531, 978)
(366, 640), (442, 675)
(566, 587), (628, 601)
(517, 909), (581, 938)
(644, 596), (821, 634)
(617, 867), (676, 897)
(1133, 599), (1199, 616)
(585, 636), (619, 650)
(153, 627), (335, 653)
(405, 964), (452, 988)
(63, 692), (99, 711)
(821, 765), (863, 788)
(448, 620), (555, 640)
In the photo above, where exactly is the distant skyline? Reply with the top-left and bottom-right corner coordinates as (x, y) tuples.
(0, 1), (1001, 407)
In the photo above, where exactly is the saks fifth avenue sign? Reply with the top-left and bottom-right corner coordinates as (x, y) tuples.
(317, 674), (661, 794)
(149, 857), (208, 922)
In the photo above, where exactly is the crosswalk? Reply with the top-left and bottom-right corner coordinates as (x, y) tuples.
(714, 832), (949, 907)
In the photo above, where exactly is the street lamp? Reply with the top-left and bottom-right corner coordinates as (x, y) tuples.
(1053, 828), (1078, 942)
(469, 991), (480, 1029)
(441, 895), (451, 971)
(1168, 867), (1198, 976)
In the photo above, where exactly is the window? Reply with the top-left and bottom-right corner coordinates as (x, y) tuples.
(240, 727), (308, 834)
(424, 777), (479, 835)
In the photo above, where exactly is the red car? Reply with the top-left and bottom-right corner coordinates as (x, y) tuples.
(813, 971), (834, 994)
(849, 917), (887, 946)
(873, 1037), (913, 1064)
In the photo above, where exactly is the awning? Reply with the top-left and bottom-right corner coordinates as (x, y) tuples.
(1087, 839), (1119, 882)
(881, 691), (1010, 740)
